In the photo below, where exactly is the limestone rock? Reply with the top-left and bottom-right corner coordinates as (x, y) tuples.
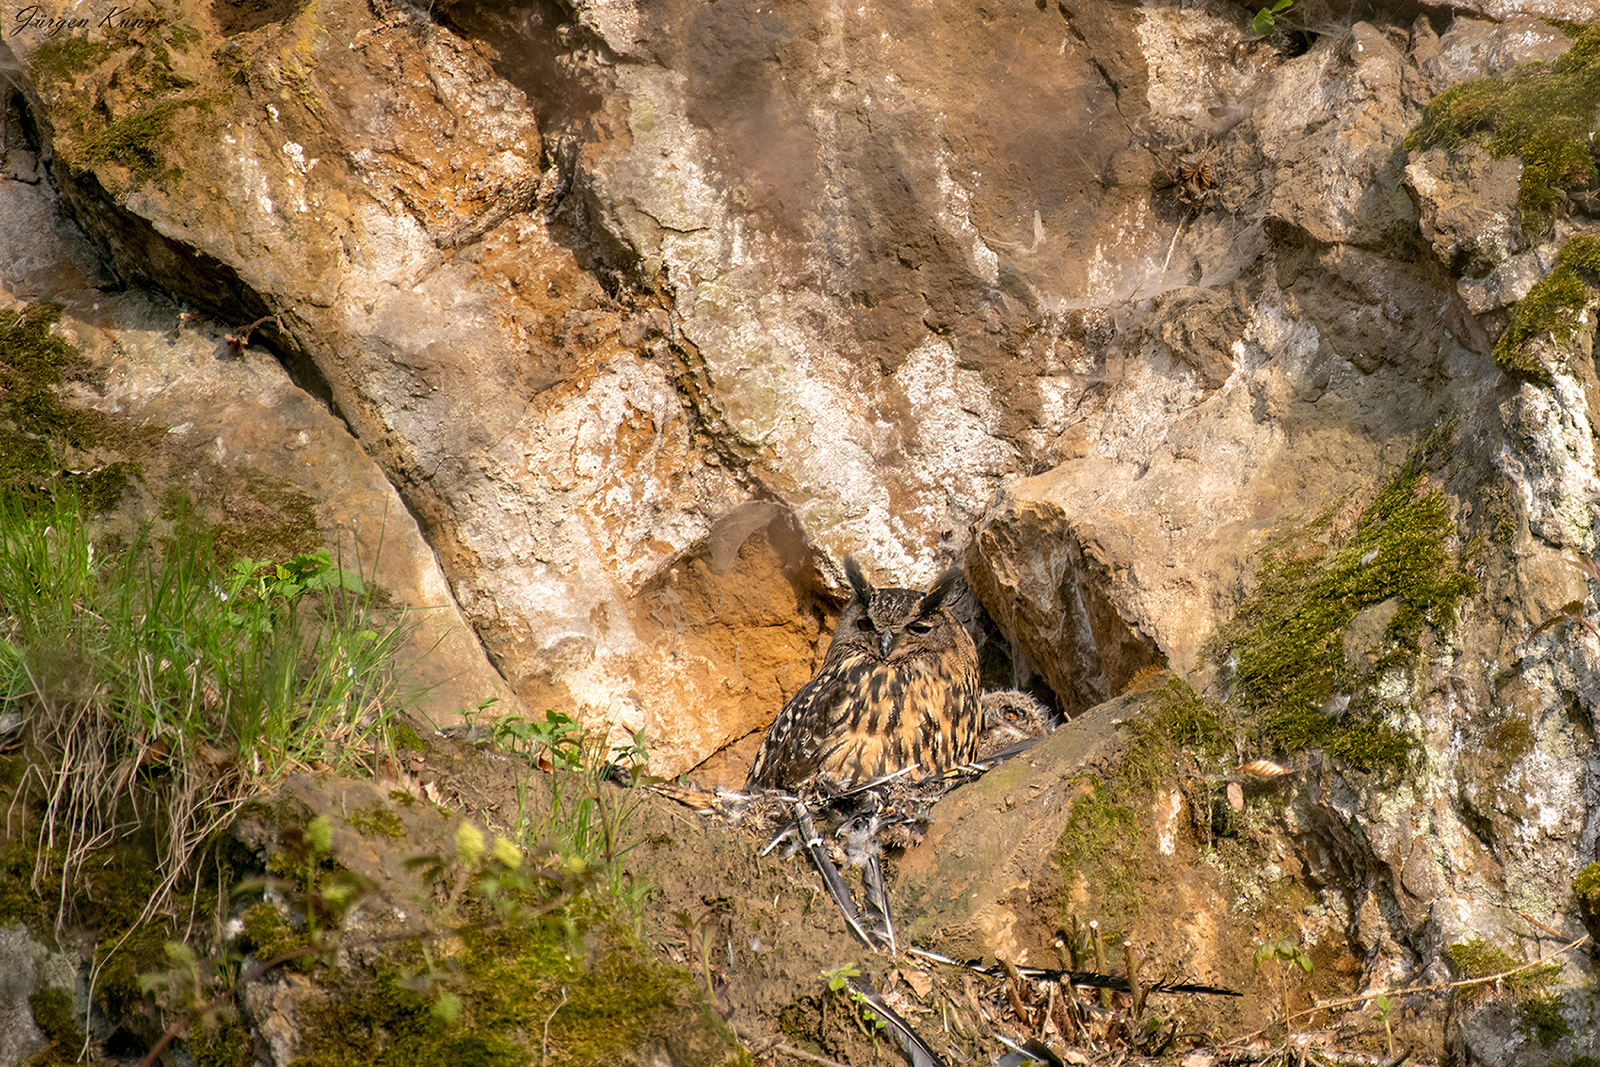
(895, 702), (1136, 967)
(0, 924), (61, 1067)
(0, 168), (517, 728)
(5, 2), (1600, 1060)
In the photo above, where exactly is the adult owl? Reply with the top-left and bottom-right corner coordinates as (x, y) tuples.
(745, 557), (981, 791)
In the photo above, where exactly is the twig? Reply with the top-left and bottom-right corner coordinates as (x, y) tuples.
(1221, 933), (1589, 1049)
(541, 986), (568, 1065)
(1504, 906), (1572, 941)
(770, 1043), (854, 1067)
(137, 943), (330, 1067)
(225, 313), (284, 353)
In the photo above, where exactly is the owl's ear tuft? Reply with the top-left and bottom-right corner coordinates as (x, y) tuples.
(919, 568), (961, 614)
(843, 556), (873, 603)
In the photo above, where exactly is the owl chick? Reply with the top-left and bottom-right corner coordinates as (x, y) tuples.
(746, 557), (981, 791)
(976, 689), (1054, 759)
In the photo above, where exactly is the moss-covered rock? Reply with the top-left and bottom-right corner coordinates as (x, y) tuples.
(1492, 234), (1600, 384)
(1408, 25), (1600, 237)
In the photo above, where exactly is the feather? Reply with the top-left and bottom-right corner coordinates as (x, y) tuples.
(794, 801), (881, 950)
(835, 795), (897, 953)
(846, 976), (947, 1067)
(860, 852), (896, 955)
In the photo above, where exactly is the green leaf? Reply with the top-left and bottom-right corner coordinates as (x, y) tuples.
(432, 992), (463, 1024)
(164, 940), (198, 967)
(307, 815), (333, 854)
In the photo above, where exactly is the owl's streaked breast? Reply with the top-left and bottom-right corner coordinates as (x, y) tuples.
(813, 652), (980, 787)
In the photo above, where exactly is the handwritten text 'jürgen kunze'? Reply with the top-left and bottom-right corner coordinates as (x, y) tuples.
(10, 5), (162, 37)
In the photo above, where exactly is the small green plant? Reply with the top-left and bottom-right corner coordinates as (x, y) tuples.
(821, 962), (862, 993)
(1251, 0), (1294, 35)
(1373, 993), (1397, 1056)
(1255, 938), (1314, 1038)
(490, 711), (654, 918)
(673, 910), (719, 1004)
(821, 963), (888, 1037)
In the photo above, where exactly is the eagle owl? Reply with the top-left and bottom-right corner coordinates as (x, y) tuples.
(976, 689), (1054, 759)
(746, 557), (981, 791)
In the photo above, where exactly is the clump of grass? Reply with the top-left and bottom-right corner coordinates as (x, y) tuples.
(482, 710), (654, 919)
(1407, 24), (1600, 237)
(0, 491), (414, 933)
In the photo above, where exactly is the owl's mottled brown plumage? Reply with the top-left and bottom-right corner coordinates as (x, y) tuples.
(745, 557), (981, 791)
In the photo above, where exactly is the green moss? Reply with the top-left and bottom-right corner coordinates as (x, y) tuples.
(347, 803), (406, 841)
(1575, 861), (1600, 900)
(1445, 937), (1562, 1004)
(1494, 235), (1600, 382)
(1519, 993), (1572, 1047)
(1408, 27), (1600, 237)
(191, 1015), (255, 1067)
(27, 35), (113, 84)
(1545, 20), (1589, 39)
(0, 841), (44, 926)
(1575, 862), (1600, 940)
(24, 986), (84, 1067)
(296, 896), (743, 1067)
(204, 474), (323, 566)
(0, 835), (200, 1024)
(394, 723), (426, 752)
(80, 97), (208, 185)
(0, 302), (139, 505)
(1119, 675), (1230, 791)
(1219, 428), (1474, 772)
(0, 302), (79, 494)
(240, 902), (312, 970)
(28, 988), (81, 1045)
(1054, 776), (1143, 924)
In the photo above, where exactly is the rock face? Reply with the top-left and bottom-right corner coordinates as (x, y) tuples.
(5, 0), (1600, 1061)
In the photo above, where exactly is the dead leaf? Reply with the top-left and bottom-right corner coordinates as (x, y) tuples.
(897, 967), (933, 999)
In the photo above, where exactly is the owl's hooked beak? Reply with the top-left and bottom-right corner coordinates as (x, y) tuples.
(879, 630), (895, 657)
